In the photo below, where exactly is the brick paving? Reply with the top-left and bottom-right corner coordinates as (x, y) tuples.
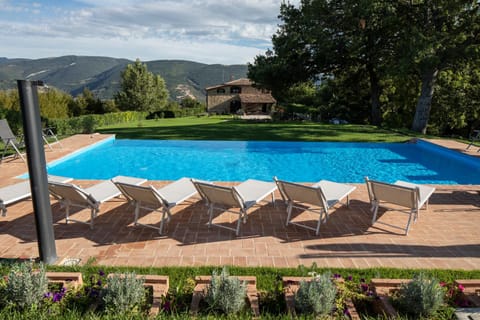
(0, 134), (479, 269)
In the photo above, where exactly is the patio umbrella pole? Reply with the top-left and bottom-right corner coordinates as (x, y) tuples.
(17, 80), (57, 264)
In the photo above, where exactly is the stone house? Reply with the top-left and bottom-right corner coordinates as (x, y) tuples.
(205, 78), (276, 115)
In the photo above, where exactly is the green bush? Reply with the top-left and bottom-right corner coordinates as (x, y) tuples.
(294, 272), (337, 316)
(396, 273), (445, 318)
(146, 106), (205, 119)
(101, 272), (146, 315)
(204, 267), (247, 315)
(47, 111), (147, 135)
(3, 262), (48, 310)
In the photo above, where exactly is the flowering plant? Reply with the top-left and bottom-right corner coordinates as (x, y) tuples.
(442, 282), (472, 308)
(63, 269), (107, 312)
(332, 273), (375, 318)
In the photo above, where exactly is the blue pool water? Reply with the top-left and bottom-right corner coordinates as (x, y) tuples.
(44, 138), (480, 184)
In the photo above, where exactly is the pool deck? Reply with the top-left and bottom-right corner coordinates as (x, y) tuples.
(0, 134), (479, 270)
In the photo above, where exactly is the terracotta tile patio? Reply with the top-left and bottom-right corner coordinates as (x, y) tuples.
(0, 134), (479, 269)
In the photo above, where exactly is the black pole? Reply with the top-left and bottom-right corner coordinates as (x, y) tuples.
(17, 80), (57, 264)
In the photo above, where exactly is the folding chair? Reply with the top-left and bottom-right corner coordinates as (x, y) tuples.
(0, 119), (25, 163)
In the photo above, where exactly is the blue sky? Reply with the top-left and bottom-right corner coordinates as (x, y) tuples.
(0, 0), (299, 64)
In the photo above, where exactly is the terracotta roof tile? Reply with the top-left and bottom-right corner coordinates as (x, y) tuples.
(205, 78), (253, 90)
(238, 93), (276, 104)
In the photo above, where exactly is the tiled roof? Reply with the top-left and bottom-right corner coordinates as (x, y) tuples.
(224, 78), (252, 86)
(205, 78), (253, 90)
(238, 93), (276, 104)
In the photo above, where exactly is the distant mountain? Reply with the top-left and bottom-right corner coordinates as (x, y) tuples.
(0, 55), (248, 101)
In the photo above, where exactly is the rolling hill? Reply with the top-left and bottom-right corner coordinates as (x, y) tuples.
(0, 55), (248, 101)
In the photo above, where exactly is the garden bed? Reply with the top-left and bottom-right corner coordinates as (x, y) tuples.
(370, 278), (480, 319)
(2, 262), (480, 319)
(107, 273), (169, 316)
(283, 276), (360, 319)
(189, 275), (260, 317)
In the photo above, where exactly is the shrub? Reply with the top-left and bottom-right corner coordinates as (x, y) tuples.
(3, 262), (48, 310)
(204, 267), (247, 314)
(101, 272), (145, 314)
(396, 273), (444, 317)
(294, 272), (337, 316)
(146, 106), (204, 119)
(47, 111), (148, 135)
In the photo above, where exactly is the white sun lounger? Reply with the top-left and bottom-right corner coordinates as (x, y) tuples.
(365, 177), (436, 235)
(48, 176), (146, 229)
(113, 177), (198, 234)
(274, 177), (356, 235)
(192, 179), (277, 236)
(0, 175), (73, 216)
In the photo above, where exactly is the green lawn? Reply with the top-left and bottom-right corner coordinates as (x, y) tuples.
(97, 117), (413, 142)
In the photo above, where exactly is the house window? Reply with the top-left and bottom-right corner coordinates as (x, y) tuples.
(216, 88), (225, 94)
(230, 86), (241, 94)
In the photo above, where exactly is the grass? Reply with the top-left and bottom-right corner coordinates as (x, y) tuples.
(39, 264), (480, 296)
(97, 117), (413, 142)
(1, 262), (479, 319)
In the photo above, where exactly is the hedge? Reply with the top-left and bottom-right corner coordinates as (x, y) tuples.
(47, 111), (148, 135)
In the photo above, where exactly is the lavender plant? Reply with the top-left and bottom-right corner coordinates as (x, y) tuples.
(294, 272), (337, 316)
(4, 262), (48, 310)
(101, 272), (145, 314)
(204, 267), (247, 314)
(397, 273), (444, 317)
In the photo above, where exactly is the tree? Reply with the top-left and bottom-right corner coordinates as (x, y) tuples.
(0, 89), (22, 133)
(248, 0), (398, 125)
(429, 65), (480, 135)
(73, 88), (117, 115)
(37, 88), (71, 119)
(395, 1), (480, 133)
(180, 96), (203, 109)
(114, 59), (169, 113)
(250, 0), (480, 134)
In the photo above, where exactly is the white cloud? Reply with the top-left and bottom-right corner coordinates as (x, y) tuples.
(0, 0), (301, 64)
(0, 34), (264, 64)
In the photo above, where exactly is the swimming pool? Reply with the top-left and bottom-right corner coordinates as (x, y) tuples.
(44, 138), (480, 184)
